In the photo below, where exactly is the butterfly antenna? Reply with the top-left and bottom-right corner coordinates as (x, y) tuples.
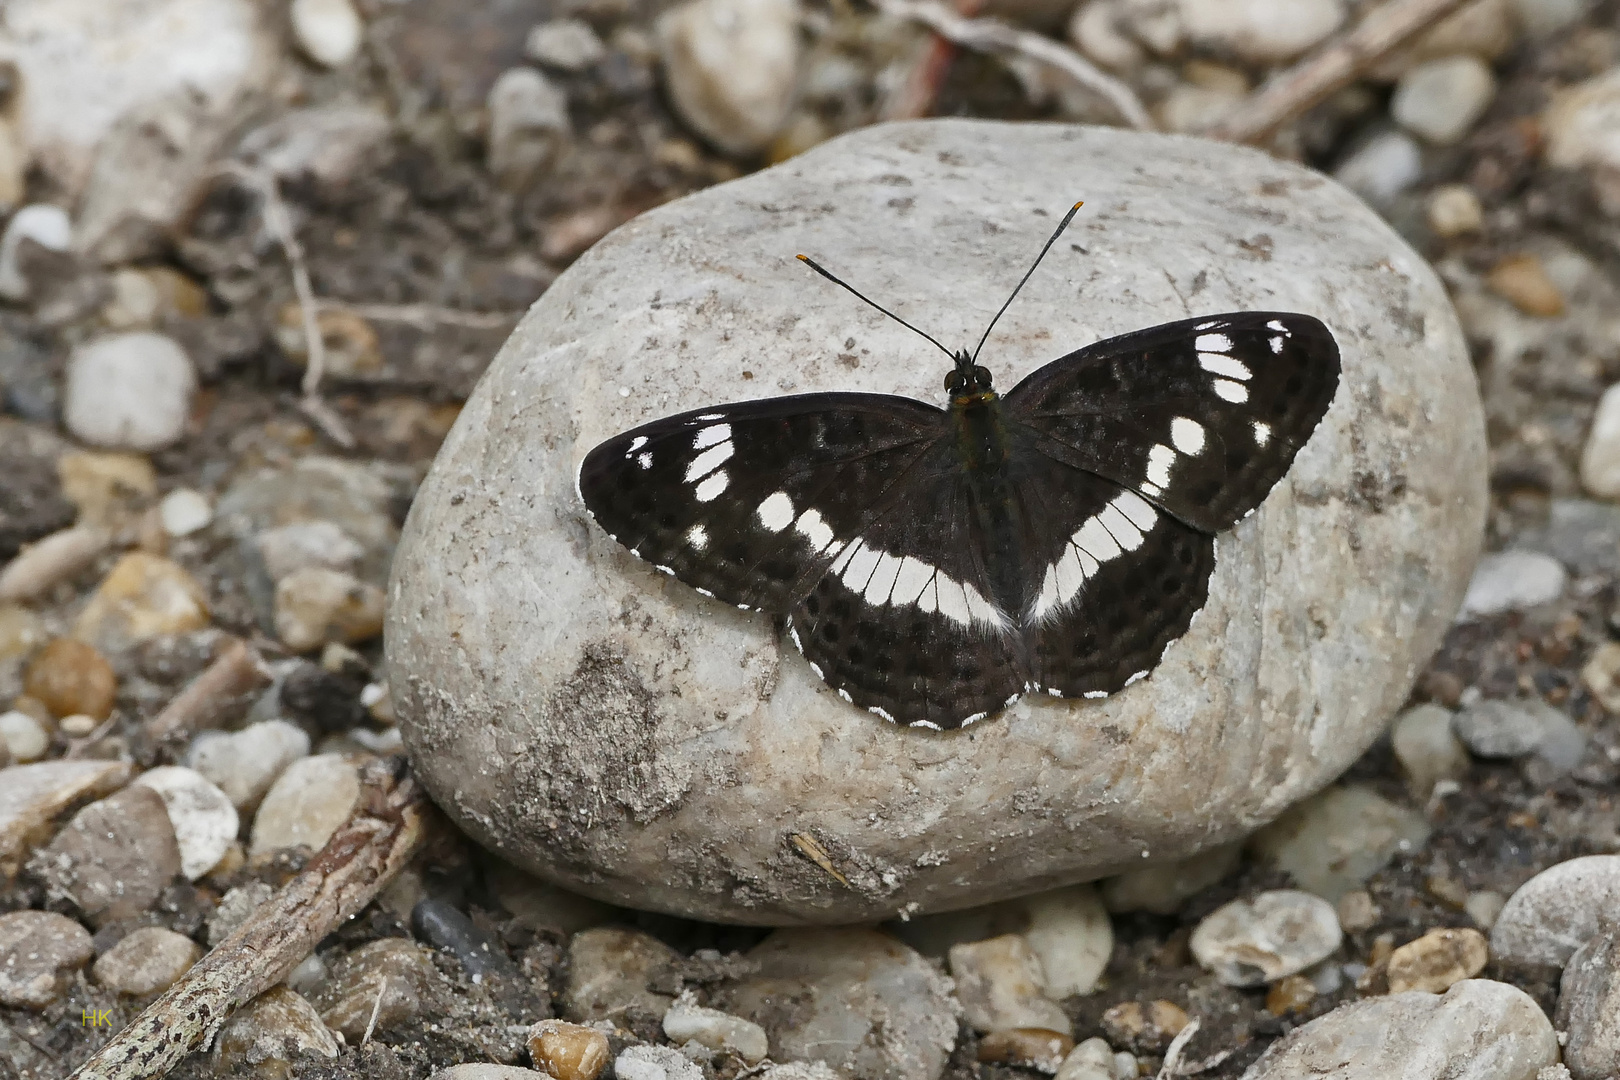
(797, 254), (957, 362)
(970, 201), (1084, 365)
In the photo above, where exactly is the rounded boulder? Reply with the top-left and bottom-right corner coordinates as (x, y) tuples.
(387, 119), (1486, 924)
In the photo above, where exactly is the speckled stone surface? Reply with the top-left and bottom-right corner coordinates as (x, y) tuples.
(387, 119), (1487, 924)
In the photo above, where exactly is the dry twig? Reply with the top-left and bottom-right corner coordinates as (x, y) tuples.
(1156, 1018), (1201, 1080)
(142, 638), (270, 749)
(315, 299), (523, 331)
(874, 0), (1153, 130)
(68, 759), (430, 1080)
(1200, 0), (1475, 144)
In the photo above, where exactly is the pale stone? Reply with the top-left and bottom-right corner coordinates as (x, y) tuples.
(1390, 703), (1469, 797)
(0, 759), (131, 878)
(1544, 69), (1620, 217)
(1428, 185), (1484, 238)
(213, 986), (339, 1073)
(92, 925), (201, 995)
(486, 67), (570, 190)
(274, 566), (385, 652)
(1177, 0), (1345, 65)
(1334, 130), (1424, 205)
(249, 753), (360, 856)
(291, 0), (362, 67)
(64, 333), (196, 452)
(0, 204), (71, 300)
(949, 934), (1071, 1034)
(0, 710), (49, 763)
(657, 0), (800, 156)
(1580, 382), (1620, 498)
(187, 720), (311, 812)
(1457, 551), (1566, 619)
(388, 120), (1487, 924)
(1248, 784), (1431, 902)
(662, 994), (770, 1063)
(74, 551), (210, 656)
(134, 765), (240, 880)
(1491, 855), (1620, 968)
(0, 910), (93, 1008)
(159, 488), (213, 537)
(1392, 56), (1496, 146)
(1190, 890), (1342, 987)
(527, 19), (607, 72)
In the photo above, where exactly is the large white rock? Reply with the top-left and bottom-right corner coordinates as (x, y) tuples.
(386, 120), (1487, 924)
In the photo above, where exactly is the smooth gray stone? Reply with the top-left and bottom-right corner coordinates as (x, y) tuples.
(388, 119), (1487, 923)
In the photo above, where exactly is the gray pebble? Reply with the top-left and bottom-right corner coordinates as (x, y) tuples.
(1456, 551), (1567, 620)
(187, 719), (311, 813)
(249, 753), (360, 857)
(1242, 979), (1556, 1079)
(486, 67), (570, 190)
(63, 332), (196, 451)
(1453, 699), (1557, 759)
(1391, 56), (1496, 146)
(563, 927), (681, 1026)
(1189, 890), (1342, 987)
(526, 19), (606, 71)
(949, 933), (1069, 1033)
(431, 1070), (548, 1080)
(657, 0), (800, 156)
(1520, 499), (1620, 577)
(209, 882), (274, 946)
(1390, 703), (1469, 798)
(1491, 855), (1620, 968)
(134, 765), (239, 880)
(1249, 784), (1430, 901)
(1556, 930), (1620, 1080)
(0, 910), (92, 1009)
(212, 986), (339, 1072)
(314, 938), (438, 1041)
(27, 783), (182, 926)
(663, 993), (769, 1063)
(92, 925), (201, 995)
(616, 1045), (705, 1080)
(1333, 129), (1423, 205)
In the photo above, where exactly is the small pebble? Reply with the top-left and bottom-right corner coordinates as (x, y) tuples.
(615, 1045), (705, 1080)
(250, 753), (361, 856)
(1249, 784), (1430, 901)
(1391, 56), (1496, 145)
(188, 720), (311, 812)
(0, 604), (46, 660)
(1053, 1037), (1116, 1080)
(0, 204), (71, 301)
(1101, 844), (1242, 915)
(134, 765), (240, 881)
(0, 524), (112, 604)
(1583, 643), (1620, 713)
(92, 925), (202, 995)
(315, 937), (438, 1040)
(1491, 855), (1620, 968)
(1336, 890), (1379, 933)
(1452, 698), (1562, 759)
(1243, 979), (1557, 1079)
(487, 67), (571, 190)
(213, 986), (339, 1072)
(411, 896), (523, 985)
(434, 1070), (548, 1080)
(58, 450), (158, 526)
(1333, 130), (1423, 205)
(755, 1065), (839, 1080)
(74, 552), (210, 656)
(257, 520), (364, 582)
(101, 266), (207, 330)
(1099, 999), (1187, 1054)
(27, 784), (182, 925)
(208, 882), (273, 946)
(64, 332), (196, 452)
(528, 1019), (612, 1080)
(0, 910), (93, 1008)
(0, 759), (131, 877)
(949, 933), (1071, 1034)
(1557, 931), (1620, 1080)
(1190, 890), (1343, 987)
(564, 927), (682, 1024)
(23, 637), (116, 719)
(57, 713), (96, 738)
(1067, 1), (1143, 71)
(1390, 703), (1468, 798)
(0, 709), (49, 762)
(657, 0), (800, 156)
(1022, 883), (1113, 997)
(1465, 890), (1505, 930)
(291, 0), (363, 67)
(527, 19), (607, 72)
(1386, 928), (1489, 994)
(1456, 550), (1566, 619)
(1177, 0), (1344, 64)
(275, 305), (381, 378)
(274, 566), (386, 652)
(1265, 973), (1317, 1015)
(159, 488), (213, 538)
(977, 1028), (1073, 1072)
(1580, 384), (1620, 499)
(662, 993), (770, 1063)
(1427, 184), (1483, 237)
(1487, 254), (1566, 318)
(1543, 69), (1620, 212)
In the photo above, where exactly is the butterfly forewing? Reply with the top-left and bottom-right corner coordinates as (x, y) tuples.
(578, 395), (944, 612)
(1005, 312), (1339, 532)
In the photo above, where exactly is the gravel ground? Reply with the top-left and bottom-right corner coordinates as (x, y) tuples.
(2, 0), (1620, 1078)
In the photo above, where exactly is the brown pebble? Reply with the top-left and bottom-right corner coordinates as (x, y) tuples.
(1386, 927), (1488, 994)
(0, 910), (94, 1009)
(24, 638), (117, 719)
(1336, 890), (1379, 933)
(1424, 874), (1469, 909)
(315, 938), (438, 1040)
(1486, 253), (1565, 317)
(529, 1019), (613, 1080)
(977, 1027), (1075, 1072)
(1265, 974), (1317, 1015)
(27, 784), (182, 925)
(93, 925), (202, 995)
(1101, 999), (1189, 1052)
(1356, 931), (1398, 993)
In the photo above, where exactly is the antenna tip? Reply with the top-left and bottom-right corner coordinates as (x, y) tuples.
(1072, 200), (1084, 209)
(795, 254), (810, 262)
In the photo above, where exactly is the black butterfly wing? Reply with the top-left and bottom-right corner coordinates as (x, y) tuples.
(1003, 312), (1340, 532)
(577, 394), (946, 613)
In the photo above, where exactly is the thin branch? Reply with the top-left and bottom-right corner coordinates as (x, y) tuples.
(1157, 1018), (1201, 1080)
(142, 638), (269, 749)
(1200, 0), (1475, 144)
(67, 759), (430, 1080)
(314, 299), (523, 331)
(873, 0), (1153, 130)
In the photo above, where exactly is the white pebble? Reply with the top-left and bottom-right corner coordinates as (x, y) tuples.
(662, 994), (770, 1063)
(1178, 0), (1345, 65)
(615, 1045), (705, 1080)
(1190, 890), (1343, 986)
(1067, 1), (1144, 71)
(486, 67), (571, 188)
(0, 710), (50, 763)
(160, 488), (213, 538)
(249, 753), (360, 856)
(0, 204), (72, 300)
(1392, 56), (1496, 146)
(526, 19), (607, 72)
(657, 0), (800, 156)
(188, 719), (312, 812)
(1333, 130), (1423, 205)
(948, 934), (1071, 1034)
(135, 765), (241, 881)
(291, 0), (363, 68)
(1427, 184), (1483, 237)
(257, 520), (363, 582)
(1456, 550), (1566, 619)
(64, 332), (196, 451)
(1581, 383), (1620, 499)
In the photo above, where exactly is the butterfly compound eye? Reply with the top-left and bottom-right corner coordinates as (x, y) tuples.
(973, 366), (993, 390)
(944, 370), (965, 392)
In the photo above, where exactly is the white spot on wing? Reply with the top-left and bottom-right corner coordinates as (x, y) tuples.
(1195, 333), (1232, 352)
(830, 538), (861, 575)
(685, 524), (708, 550)
(1170, 417), (1205, 455)
(789, 625), (802, 652)
(863, 551), (904, 605)
(795, 508), (835, 552)
(1199, 353), (1251, 380)
(637, 452), (653, 470)
(1270, 336), (1285, 354)
(837, 688), (853, 703)
(1213, 379), (1248, 403)
(962, 711), (988, 726)
(935, 578), (973, 625)
(695, 470), (729, 501)
(684, 440), (734, 482)
(696, 413), (725, 421)
(869, 705), (895, 722)
(1266, 319), (1287, 332)
(627, 436), (648, 454)
(891, 557), (933, 606)
(1076, 516), (1122, 563)
(692, 423), (731, 449)
(841, 542), (882, 592)
(1253, 421), (1272, 446)
(757, 491), (795, 532)
(1112, 490), (1157, 531)
(1097, 502), (1145, 551)
(1083, 690), (1108, 699)
(1146, 443), (1175, 488)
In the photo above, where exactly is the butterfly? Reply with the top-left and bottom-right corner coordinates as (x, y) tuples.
(577, 203), (1341, 730)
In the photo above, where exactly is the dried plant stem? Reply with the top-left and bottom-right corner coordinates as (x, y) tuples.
(142, 638), (269, 748)
(315, 299), (522, 331)
(1201, 0), (1475, 144)
(1156, 1017), (1201, 1080)
(67, 760), (430, 1080)
(875, 0), (1153, 129)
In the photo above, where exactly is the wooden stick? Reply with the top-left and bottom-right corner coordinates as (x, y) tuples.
(67, 760), (430, 1080)
(1200, 0), (1475, 145)
(874, 0), (1153, 130)
(142, 638), (270, 748)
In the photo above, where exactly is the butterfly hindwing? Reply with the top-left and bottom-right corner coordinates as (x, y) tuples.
(577, 394), (944, 612)
(1005, 312), (1339, 532)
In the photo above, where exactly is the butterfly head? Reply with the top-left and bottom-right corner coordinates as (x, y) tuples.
(945, 351), (994, 400)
